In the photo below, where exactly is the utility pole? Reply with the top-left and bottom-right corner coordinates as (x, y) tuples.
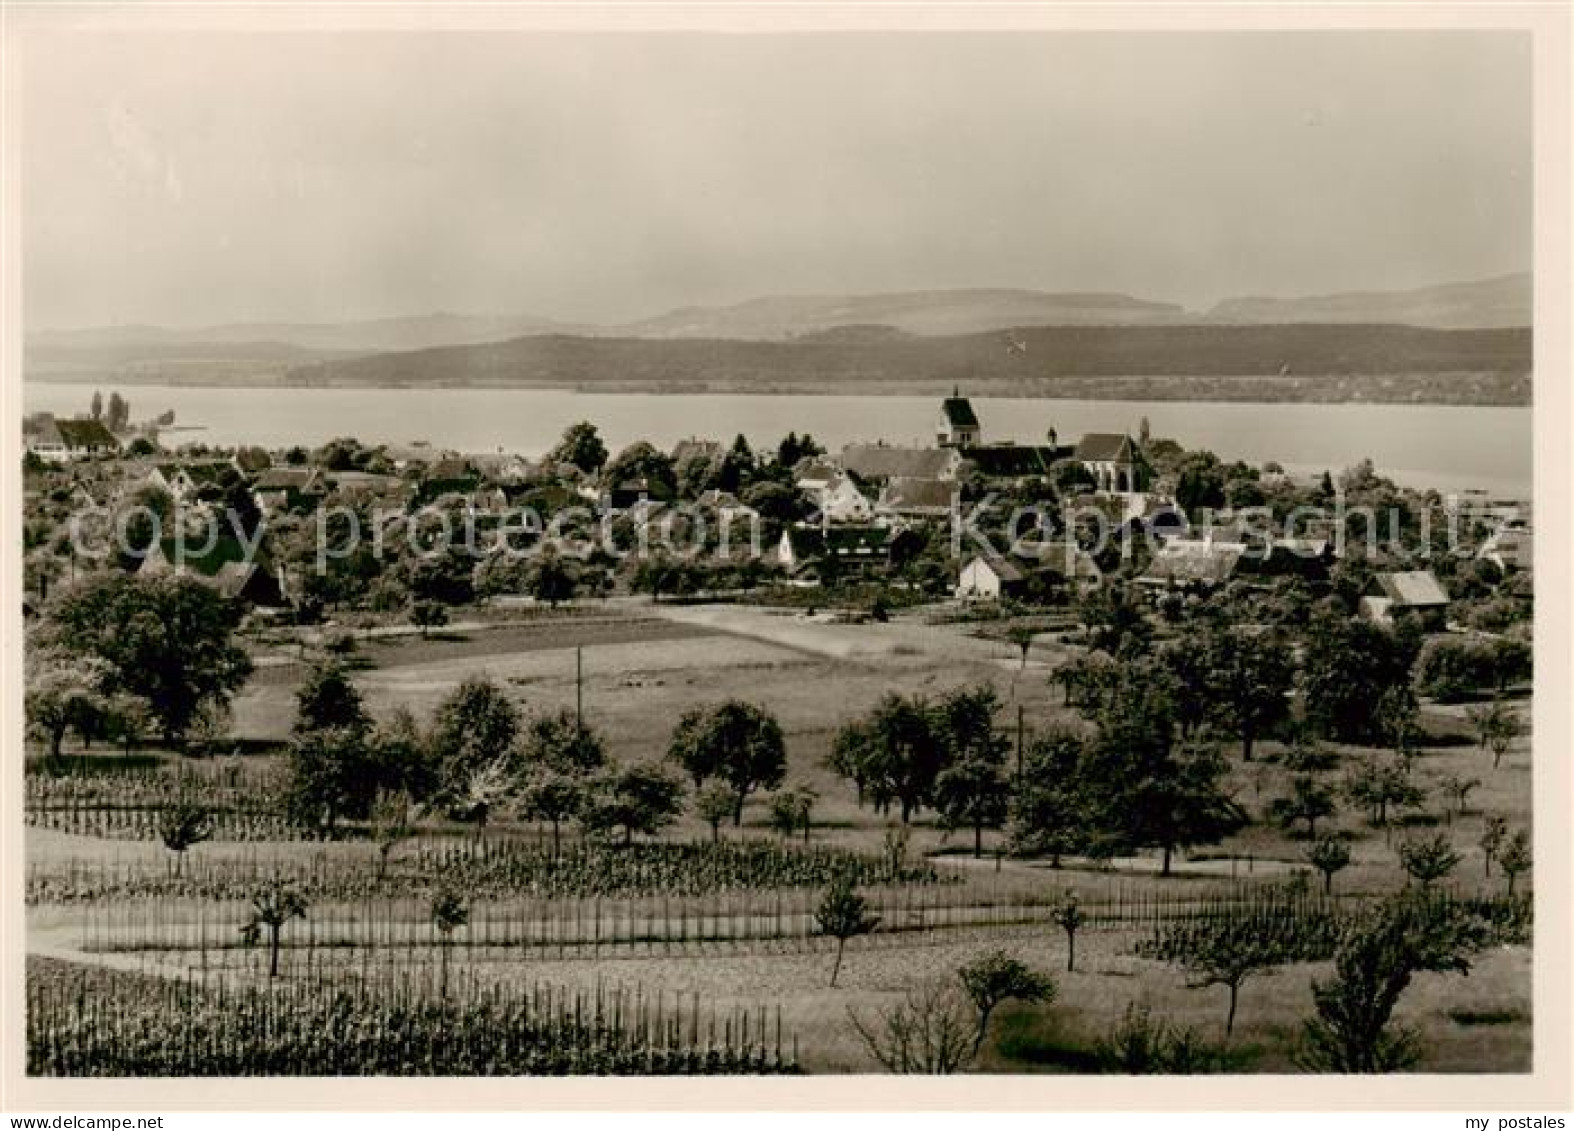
(1016, 703), (1025, 786)
(575, 645), (584, 731)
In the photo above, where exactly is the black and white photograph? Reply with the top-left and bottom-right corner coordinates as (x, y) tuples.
(3, 2), (1569, 1111)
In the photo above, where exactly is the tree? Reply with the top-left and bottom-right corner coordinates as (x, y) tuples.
(106, 391), (129, 432)
(665, 701), (786, 825)
(522, 709), (606, 776)
(1082, 665), (1246, 876)
(90, 389), (103, 420)
(847, 980), (976, 1074)
(957, 950), (1056, 1054)
(526, 551), (577, 607)
(1269, 775), (1337, 840)
(1007, 731), (1090, 867)
(1205, 627), (1294, 762)
(815, 876), (881, 988)
(157, 799), (213, 877)
(934, 755), (1009, 857)
(1299, 894), (1486, 1072)
(293, 661), (369, 736)
(47, 574), (253, 743)
(1306, 836), (1352, 894)
(25, 651), (111, 760)
(1439, 773), (1481, 820)
(429, 676), (520, 814)
(768, 786), (816, 842)
(1397, 834), (1461, 889)
(1301, 612), (1415, 744)
(579, 762), (684, 846)
(102, 692), (153, 757)
(1052, 893), (1087, 972)
(239, 881), (309, 978)
(283, 724), (383, 836)
(1006, 625), (1037, 670)
(1344, 756), (1423, 836)
(1497, 830), (1531, 896)
(831, 694), (946, 824)
(368, 788), (418, 881)
(1479, 815), (1508, 877)
(548, 422), (608, 475)
(409, 598), (448, 638)
(1140, 912), (1322, 1038)
(430, 884), (469, 993)
(696, 782), (736, 842)
(518, 768), (586, 856)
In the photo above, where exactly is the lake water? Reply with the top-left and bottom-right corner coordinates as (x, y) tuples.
(24, 383), (1532, 497)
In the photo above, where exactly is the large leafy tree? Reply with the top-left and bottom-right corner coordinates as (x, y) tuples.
(1301, 610), (1418, 744)
(831, 693), (947, 824)
(46, 574), (253, 743)
(666, 700), (787, 825)
(25, 650), (113, 759)
(1007, 730), (1091, 866)
(548, 422), (608, 475)
(429, 676), (521, 811)
(579, 762), (685, 846)
(931, 687), (1011, 856)
(517, 710), (608, 853)
(1204, 625), (1295, 761)
(293, 661), (369, 737)
(1082, 659), (1246, 875)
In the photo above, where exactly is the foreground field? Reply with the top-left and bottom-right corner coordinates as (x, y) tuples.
(26, 603), (1535, 1075)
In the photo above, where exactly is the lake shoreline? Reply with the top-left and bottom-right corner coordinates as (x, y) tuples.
(23, 370), (1532, 408)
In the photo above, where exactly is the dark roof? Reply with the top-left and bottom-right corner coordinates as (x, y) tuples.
(782, 524), (895, 562)
(794, 459), (840, 485)
(254, 468), (323, 491)
(878, 477), (954, 514)
(1073, 433), (1135, 463)
(941, 396), (979, 428)
(55, 419), (119, 449)
(963, 552), (1026, 583)
(426, 457), (477, 481)
(964, 444), (1063, 479)
(157, 461), (230, 485)
(841, 444), (959, 481)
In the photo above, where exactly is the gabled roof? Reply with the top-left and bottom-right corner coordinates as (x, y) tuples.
(964, 444), (1061, 479)
(794, 459), (840, 487)
(841, 444), (960, 481)
(877, 477), (954, 514)
(1073, 433), (1135, 463)
(1366, 570), (1450, 607)
(672, 438), (723, 465)
(963, 552), (1026, 583)
(156, 461), (229, 486)
(782, 524), (895, 562)
(940, 396), (979, 428)
(426, 457), (478, 481)
(1139, 539), (1247, 585)
(254, 467), (324, 492)
(55, 419), (119, 449)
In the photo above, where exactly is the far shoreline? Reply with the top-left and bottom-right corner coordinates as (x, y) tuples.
(21, 371), (1533, 408)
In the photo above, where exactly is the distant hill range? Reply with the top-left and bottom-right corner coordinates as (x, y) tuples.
(25, 274), (1531, 405)
(1205, 272), (1531, 331)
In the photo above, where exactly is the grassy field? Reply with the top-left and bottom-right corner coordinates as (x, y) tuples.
(25, 602), (1534, 1075)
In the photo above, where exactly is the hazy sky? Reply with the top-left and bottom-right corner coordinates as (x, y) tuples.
(22, 30), (1531, 330)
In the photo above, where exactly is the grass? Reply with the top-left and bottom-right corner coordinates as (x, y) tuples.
(25, 606), (1536, 1075)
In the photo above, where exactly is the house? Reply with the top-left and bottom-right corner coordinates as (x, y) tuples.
(963, 443), (1069, 483)
(138, 537), (285, 608)
(1073, 433), (1147, 494)
(957, 545), (1100, 602)
(875, 477), (953, 520)
(417, 458), (482, 504)
(936, 390), (981, 449)
(252, 467), (327, 513)
(26, 416), (120, 462)
(840, 444), (963, 483)
(608, 477), (675, 509)
(146, 461), (232, 504)
(672, 438), (724, 467)
(231, 447), (273, 475)
(793, 460), (841, 493)
(815, 474), (876, 523)
(776, 524), (902, 577)
(1136, 538), (1249, 591)
(1479, 526), (1533, 573)
(957, 553), (1029, 600)
(1359, 570), (1451, 628)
